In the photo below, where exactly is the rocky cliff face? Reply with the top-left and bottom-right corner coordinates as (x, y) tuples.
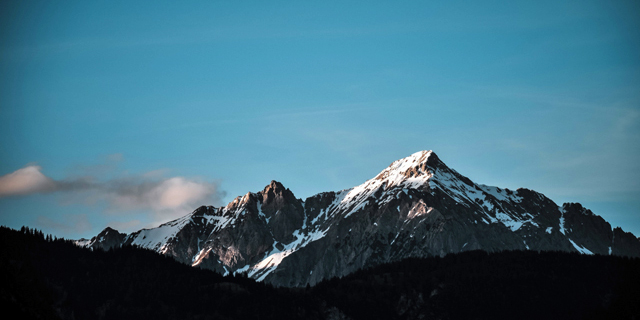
(79, 150), (640, 287)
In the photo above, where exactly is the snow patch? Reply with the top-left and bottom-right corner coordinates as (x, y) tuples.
(478, 184), (523, 203)
(192, 247), (212, 266)
(75, 239), (92, 247)
(568, 239), (593, 255)
(335, 151), (435, 218)
(234, 264), (250, 275)
(494, 212), (538, 232)
(129, 214), (191, 253)
(248, 228), (329, 281)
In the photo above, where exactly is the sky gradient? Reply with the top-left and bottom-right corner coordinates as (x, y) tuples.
(1, 1), (639, 239)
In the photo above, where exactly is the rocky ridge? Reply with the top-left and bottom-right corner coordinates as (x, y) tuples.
(77, 150), (640, 287)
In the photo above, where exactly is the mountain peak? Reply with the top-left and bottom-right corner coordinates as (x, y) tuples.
(263, 180), (286, 194)
(80, 226), (126, 251)
(99, 226), (120, 235)
(373, 150), (437, 185)
(563, 202), (595, 216)
(394, 150), (434, 164)
(413, 149), (434, 159)
(258, 180), (299, 208)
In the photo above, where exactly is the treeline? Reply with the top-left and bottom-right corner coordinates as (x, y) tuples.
(1, 226), (639, 320)
(0, 226), (322, 320)
(313, 250), (640, 320)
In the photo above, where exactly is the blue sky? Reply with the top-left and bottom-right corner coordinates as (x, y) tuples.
(1, 1), (639, 239)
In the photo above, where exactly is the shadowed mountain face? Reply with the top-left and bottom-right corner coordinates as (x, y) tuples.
(78, 151), (640, 287)
(76, 227), (126, 252)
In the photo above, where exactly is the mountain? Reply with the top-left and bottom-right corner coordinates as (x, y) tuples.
(78, 150), (640, 287)
(76, 227), (126, 251)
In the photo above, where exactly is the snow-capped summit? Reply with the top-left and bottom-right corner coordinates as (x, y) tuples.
(79, 150), (640, 287)
(374, 150), (434, 183)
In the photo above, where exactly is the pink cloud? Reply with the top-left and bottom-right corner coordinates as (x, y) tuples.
(0, 160), (225, 229)
(0, 165), (56, 196)
(0, 163), (224, 226)
(110, 177), (219, 211)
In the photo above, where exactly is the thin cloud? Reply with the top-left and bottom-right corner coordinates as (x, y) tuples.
(613, 109), (640, 139)
(106, 153), (124, 162)
(107, 220), (142, 233)
(36, 214), (92, 235)
(104, 176), (224, 223)
(0, 164), (225, 220)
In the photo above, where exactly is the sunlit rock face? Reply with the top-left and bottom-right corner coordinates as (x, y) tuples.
(80, 150), (640, 287)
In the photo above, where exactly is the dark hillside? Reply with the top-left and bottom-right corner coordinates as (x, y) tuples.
(0, 226), (322, 320)
(2, 226), (639, 319)
(314, 250), (640, 320)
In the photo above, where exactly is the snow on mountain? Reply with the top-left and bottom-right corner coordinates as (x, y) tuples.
(78, 150), (640, 287)
(125, 214), (193, 254)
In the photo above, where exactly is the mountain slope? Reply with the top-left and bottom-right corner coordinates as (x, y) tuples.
(79, 150), (640, 286)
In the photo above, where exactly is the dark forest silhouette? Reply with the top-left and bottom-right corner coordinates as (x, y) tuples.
(2, 226), (639, 319)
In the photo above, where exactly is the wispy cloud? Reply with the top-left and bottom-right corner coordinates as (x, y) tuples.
(0, 162), (225, 225)
(613, 108), (640, 139)
(261, 104), (374, 121)
(106, 153), (124, 162)
(103, 176), (224, 225)
(162, 104), (374, 132)
(36, 214), (92, 235)
(107, 220), (142, 233)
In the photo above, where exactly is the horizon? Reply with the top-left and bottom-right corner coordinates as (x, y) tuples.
(1, 1), (639, 239)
